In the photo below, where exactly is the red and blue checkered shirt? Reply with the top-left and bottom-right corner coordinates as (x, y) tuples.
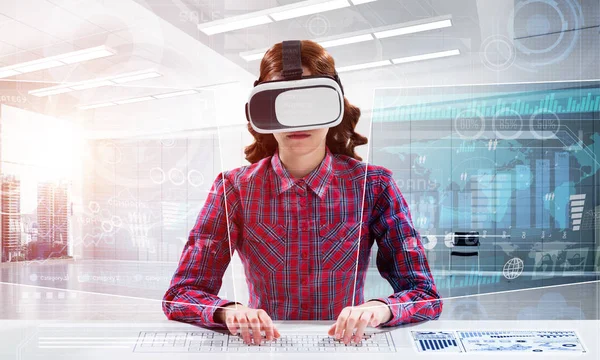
(163, 146), (442, 328)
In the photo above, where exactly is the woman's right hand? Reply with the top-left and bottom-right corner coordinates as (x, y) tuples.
(215, 303), (281, 345)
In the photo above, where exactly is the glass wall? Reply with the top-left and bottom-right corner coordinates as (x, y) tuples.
(372, 80), (600, 296)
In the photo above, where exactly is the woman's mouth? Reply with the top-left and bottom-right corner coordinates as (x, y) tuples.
(287, 133), (310, 139)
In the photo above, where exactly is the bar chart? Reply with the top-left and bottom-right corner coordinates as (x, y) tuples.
(374, 91), (600, 122)
(412, 331), (462, 353)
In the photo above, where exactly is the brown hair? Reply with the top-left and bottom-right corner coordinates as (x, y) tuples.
(244, 40), (368, 164)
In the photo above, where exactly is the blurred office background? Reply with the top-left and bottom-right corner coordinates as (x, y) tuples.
(0, 0), (598, 321)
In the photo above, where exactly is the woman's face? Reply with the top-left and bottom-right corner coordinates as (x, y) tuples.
(269, 67), (329, 156)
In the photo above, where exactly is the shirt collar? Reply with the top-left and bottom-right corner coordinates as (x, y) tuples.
(271, 146), (333, 199)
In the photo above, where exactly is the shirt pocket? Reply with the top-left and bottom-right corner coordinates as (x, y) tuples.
(318, 221), (368, 272)
(243, 222), (287, 274)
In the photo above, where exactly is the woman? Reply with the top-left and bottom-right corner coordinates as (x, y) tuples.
(163, 40), (442, 346)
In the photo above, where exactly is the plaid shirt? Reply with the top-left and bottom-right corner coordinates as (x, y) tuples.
(163, 146), (442, 328)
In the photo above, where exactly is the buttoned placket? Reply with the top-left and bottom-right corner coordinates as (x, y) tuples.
(295, 179), (311, 317)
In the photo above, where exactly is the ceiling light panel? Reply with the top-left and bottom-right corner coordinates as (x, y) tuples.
(29, 69), (162, 97)
(0, 69), (20, 78)
(70, 80), (115, 91)
(199, 0), (377, 35)
(391, 49), (460, 64)
(16, 60), (64, 73)
(153, 90), (198, 99)
(240, 52), (267, 62)
(33, 88), (74, 97)
(318, 34), (374, 48)
(337, 60), (392, 72)
(0, 45), (116, 79)
(112, 72), (162, 84)
(199, 15), (272, 36)
(373, 19), (453, 39)
(350, 0), (377, 4)
(60, 48), (115, 64)
(115, 96), (155, 105)
(79, 102), (116, 110)
(239, 15), (452, 62)
(269, 0), (350, 21)
(336, 48), (461, 73)
(79, 88), (205, 110)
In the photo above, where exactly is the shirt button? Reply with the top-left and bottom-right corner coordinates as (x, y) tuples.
(301, 304), (308, 310)
(301, 251), (308, 259)
(299, 198), (307, 206)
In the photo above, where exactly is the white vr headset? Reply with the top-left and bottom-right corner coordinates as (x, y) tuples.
(245, 40), (345, 134)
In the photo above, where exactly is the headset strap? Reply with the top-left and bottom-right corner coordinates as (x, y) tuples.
(333, 72), (344, 95)
(254, 40), (344, 95)
(281, 40), (303, 79)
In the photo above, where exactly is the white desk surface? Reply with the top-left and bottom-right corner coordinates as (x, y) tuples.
(0, 319), (598, 359)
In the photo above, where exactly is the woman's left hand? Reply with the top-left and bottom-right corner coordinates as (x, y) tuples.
(327, 301), (392, 344)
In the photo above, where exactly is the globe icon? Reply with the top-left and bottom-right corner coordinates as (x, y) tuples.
(503, 257), (524, 280)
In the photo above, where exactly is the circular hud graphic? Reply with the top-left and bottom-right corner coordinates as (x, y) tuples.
(454, 109), (486, 139)
(307, 14), (330, 37)
(529, 109), (560, 139)
(503, 257), (525, 280)
(493, 108), (524, 139)
(508, 0), (583, 71)
(480, 35), (518, 71)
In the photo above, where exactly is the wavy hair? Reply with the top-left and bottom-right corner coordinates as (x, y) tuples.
(244, 40), (368, 164)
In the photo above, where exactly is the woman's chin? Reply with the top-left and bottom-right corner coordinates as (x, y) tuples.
(283, 144), (316, 154)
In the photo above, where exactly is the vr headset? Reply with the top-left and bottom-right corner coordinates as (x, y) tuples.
(245, 40), (345, 134)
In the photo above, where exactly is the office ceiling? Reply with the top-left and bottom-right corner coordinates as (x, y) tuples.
(136, 0), (482, 76)
(0, 0), (597, 135)
(0, 0), (255, 131)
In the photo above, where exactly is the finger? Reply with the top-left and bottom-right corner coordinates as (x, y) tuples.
(225, 313), (238, 336)
(237, 315), (251, 345)
(370, 308), (383, 327)
(327, 323), (336, 336)
(257, 310), (274, 341)
(274, 326), (281, 338)
(370, 313), (382, 327)
(370, 303), (386, 327)
(246, 312), (262, 345)
(343, 310), (359, 344)
(334, 308), (351, 340)
(353, 311), (371, 343)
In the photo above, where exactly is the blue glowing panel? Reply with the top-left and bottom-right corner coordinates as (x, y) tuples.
(412, 331), (463, 353)
(457, 330), (586, 353)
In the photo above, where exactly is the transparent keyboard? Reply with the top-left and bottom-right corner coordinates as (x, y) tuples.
(134, 330), (396, 353)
